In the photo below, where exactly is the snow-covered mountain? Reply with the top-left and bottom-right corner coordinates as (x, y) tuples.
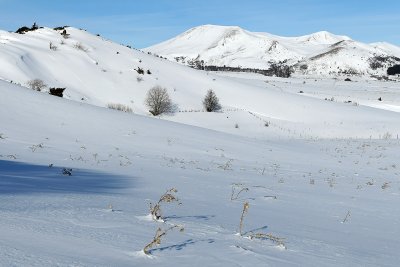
(145, 25), (400, 78)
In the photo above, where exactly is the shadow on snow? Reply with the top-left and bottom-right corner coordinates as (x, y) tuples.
(148, 238), (215, 254)
(0, 160), (133, 194)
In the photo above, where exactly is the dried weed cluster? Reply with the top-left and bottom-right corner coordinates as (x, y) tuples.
(150, 188), (181, 221)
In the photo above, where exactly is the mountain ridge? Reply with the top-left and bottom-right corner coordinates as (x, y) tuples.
(145, 25), (400, 78)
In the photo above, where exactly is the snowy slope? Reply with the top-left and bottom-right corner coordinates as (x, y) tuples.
(145, 25), (400, 77)
(1, 79), (400, 266)
(1, 24), (400, 267)
(1, 26), (400, 140)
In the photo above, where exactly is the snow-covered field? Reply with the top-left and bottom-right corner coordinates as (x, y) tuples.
(1, 26), (400, 266)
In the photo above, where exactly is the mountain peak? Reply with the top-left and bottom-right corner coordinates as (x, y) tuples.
(296, 31), (351, 44)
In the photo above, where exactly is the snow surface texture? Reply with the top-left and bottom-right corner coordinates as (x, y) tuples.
(1, 26), (400, 266)
(145, 24), (400, 77)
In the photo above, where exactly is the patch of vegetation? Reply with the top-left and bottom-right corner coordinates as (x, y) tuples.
(15, 22), (39, 34)
(49, 88), (66, 97)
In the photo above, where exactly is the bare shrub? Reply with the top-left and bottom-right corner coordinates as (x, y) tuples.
(145, 86), (173, 116)
(149, 188), (180, 221)
(203, 89), (221, 112)
(136, 76), (143, 82)
(107, 103), (133, 113)
(143, 225), (184, 255)
(27, 79), (47, 91)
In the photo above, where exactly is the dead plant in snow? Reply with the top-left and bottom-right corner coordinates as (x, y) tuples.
(342, 210), (351, 223)
(143, 224), (184, 255)
(29, 143), (44, 152)
(238, 201), (286, 248)
(150, 188), (180, 221)
(231, 183), (249, 201)
(107, 103), (133, 113)
(239, 202), (249, 236)
(218, 159), (233, 170)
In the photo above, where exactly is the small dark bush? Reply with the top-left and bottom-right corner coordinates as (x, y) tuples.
(16, 23), (39, 34)
(61, 29), (70, 39)
(62, 168), (72, 176)
(136, 67), (144, 75)
(345, 78), (352, 81)
(387, 65), (400, 76)
(15, 26), (31, 34)
(53, 26), (69, 31)
(31, 22), (38, 30)
(49, 88), (66, 97)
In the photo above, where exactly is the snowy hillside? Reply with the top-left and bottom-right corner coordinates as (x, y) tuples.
(145, 24), (400, 78)
(1, 25), (400, 140)
(1, 24), (400, 266)
(2, 76), (400, 266)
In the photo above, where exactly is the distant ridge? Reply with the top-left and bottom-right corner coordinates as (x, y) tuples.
(145, 25), (400, 78)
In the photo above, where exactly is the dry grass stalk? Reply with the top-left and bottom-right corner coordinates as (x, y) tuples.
(143, 225), (184, 255)
(107, 103), (133, 113)
(342, 211), (351, 223)
(231, 183), (249, 201)
(239, 202), (249, 236)
(249, 232), (286, 247)
(381, 182), (390, 190)
(150, 188), (180, 221)
(218, 159), (233, 170)
(238, 201), (286, 248)
(29, 143), (44, 152)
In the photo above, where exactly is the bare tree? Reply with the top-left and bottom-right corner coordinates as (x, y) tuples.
(203, 89), (221, 112)
(145, 86), (173, 116)
(27, 79), (47, 91)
